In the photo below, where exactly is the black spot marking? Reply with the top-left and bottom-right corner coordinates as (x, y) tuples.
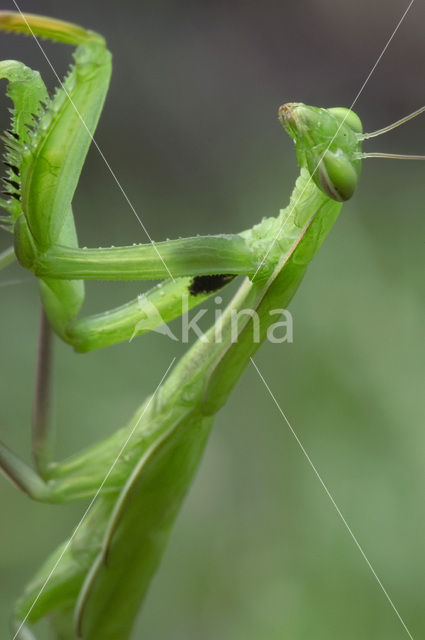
(189, 274), (235, 296)
(6, 130), (19, 140)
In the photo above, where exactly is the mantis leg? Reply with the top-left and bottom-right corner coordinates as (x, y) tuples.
(0, 13), (262, 354)
(0, 418), (126, 503)
(0, 372), (187, 503)
(0, 441), (51, 501)
(26, 233), (257, 350)
(66, 276), (219, 352)
(29, 234), (259, 351)
(0, 350), (126, 502)
(33, 234), (259, 280)
(0, 13), (112, 349)
(0, 412), (131, 503)
(0, 309), (54, 498)
(32, 307), (53, 477)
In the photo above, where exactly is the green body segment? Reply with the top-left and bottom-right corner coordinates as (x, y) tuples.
(74, 175), (340, 639)
(0, 11), (359, 640)
(13, 170), (341, 639)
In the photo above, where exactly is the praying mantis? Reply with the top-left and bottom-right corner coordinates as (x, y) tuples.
(0, 10), (423, 640)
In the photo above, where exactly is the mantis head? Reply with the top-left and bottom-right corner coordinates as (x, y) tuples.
(278, 103), (363, 202)
(279, 102), (425, 203)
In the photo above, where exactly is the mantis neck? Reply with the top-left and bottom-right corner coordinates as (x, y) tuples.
(159, 169), (342, 415)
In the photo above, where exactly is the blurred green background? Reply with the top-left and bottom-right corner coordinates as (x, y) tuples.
(0, 1), (424, 638)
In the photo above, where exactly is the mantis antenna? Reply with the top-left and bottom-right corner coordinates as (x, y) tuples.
(361, 104), (425, 138)
(359, 104), (425, 160)
(358, 152), (425, 160)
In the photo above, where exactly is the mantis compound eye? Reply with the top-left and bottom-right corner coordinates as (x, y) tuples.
(316, 149), (360, 202)
(327, 107), (363, 134)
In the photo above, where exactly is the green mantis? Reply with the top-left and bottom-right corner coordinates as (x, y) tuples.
(0, 10), (423, 640)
